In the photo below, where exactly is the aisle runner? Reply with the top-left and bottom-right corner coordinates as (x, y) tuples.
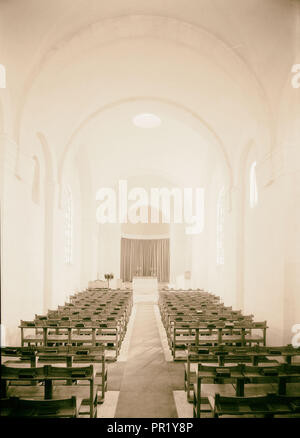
(114, 303), (178, 418)
(117, 305), (137, 362)
(153, 304), (173, 362)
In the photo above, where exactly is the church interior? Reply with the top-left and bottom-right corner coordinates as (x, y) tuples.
(0, 0), (300, 419)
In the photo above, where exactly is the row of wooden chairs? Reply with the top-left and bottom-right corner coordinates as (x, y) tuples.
(160, 289), (300, 418)
(158, 290), (266, 359)
(171, 321), (267, 359)
(49, 290), (132, 327)
(1, 364), (98, 417)
(19, 289), (133, 360)
(1, 396), (78, 417)
(20, 320), (122, 359)
(210, 393), (300, 418)
(1, 344), (107, 402)
(1, 288), (133, 417)
(192, 363), (300, 417)
(184, 344), (300, 402)
(159, 290), (249, 326)
(69, 288), (131, 303)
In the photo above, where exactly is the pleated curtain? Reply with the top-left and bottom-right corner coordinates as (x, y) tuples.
(120, 237), (170, 282)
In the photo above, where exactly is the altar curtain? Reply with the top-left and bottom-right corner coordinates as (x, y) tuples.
(120, 237), (170, 282)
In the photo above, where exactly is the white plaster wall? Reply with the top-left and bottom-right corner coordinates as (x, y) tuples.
(243, 152), (287, 345)
(0, 1), (299, 349)
(1, 140), (44, 345)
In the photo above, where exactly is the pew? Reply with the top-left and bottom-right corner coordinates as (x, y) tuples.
(171, 321), (267, 360)
(184, 345), (279, 402)
(192, 363), (300, 417)
(0, 396), (78, 418)
(158, 289), (263, 360)
(192, 364), (245, 418)
(20, 294), (133, 360)
(1, 364), (97, 418)
(3, 287), (134, 417)
(36, 346), (107, 401)
(1, 347), (38, 367)
(211, 393), (300, 418)
(243, 364), (300, 396)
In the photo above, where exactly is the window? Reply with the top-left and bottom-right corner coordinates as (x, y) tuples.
(64, 185), (73, 264)
(217, 187), (225, 265)
(250, 161), (258, 208)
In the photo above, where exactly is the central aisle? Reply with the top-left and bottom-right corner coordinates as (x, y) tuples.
(114, 303), (178, 418)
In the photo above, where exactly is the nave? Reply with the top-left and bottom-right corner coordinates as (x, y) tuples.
(1, 285), (300, 418)
(1, 0), (300, 422)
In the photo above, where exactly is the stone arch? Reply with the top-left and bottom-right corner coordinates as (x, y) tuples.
(58, 96), (233, 206)
(16, 15), (273, 154)
(36, 132), (57, 183)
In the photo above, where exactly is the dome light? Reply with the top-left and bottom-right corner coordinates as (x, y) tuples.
(132, 113), (161, 128)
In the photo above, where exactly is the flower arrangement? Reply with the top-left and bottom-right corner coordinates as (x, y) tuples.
(104, 273), (114, 289)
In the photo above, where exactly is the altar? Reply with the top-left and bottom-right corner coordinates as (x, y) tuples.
(132, 276), (158, 303)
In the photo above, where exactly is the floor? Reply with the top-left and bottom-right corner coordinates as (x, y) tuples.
(102, 300), (300, 419)
(112, 303), (182, 418)
(4, 300), (185, 419)
(4, 299), (300, 418)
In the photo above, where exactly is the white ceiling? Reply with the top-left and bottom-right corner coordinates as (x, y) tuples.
(0, 0), (298, 187)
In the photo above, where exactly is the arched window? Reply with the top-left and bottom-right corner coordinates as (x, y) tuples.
(250, 161), (258, 208)
(64, 185), (73, 264)
(216, 187), (225, 265)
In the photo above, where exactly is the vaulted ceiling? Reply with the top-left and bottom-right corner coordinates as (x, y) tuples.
(0, 0), (298, 187)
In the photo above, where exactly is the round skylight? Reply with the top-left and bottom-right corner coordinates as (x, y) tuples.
(132, 113), (161, 128)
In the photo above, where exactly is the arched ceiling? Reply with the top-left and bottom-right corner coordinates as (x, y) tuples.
(0, 0), (298, 186)
(1, 0), (296, 112)
(18, 26), (262, 169)
(69, 98), (225, 192)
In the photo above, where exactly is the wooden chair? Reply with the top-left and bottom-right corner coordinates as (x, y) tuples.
(211, 344), (298, 366)
(265, 345), (300, 365)
(1, 364), (97, 417)
(1, 347), (37, 367)
(19, 321), (44, 346)
(1, 365), (46, 399)
(8, 396), (78, 417)
(184, 345), (277, 402)
(44, 365), (97, 417)
(244, 321), (268, 346)
(36, 345), (107, 402)
(243, 363), (300, 395)
(193, 363), (245, 418)
(211, 393), (300, 418)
